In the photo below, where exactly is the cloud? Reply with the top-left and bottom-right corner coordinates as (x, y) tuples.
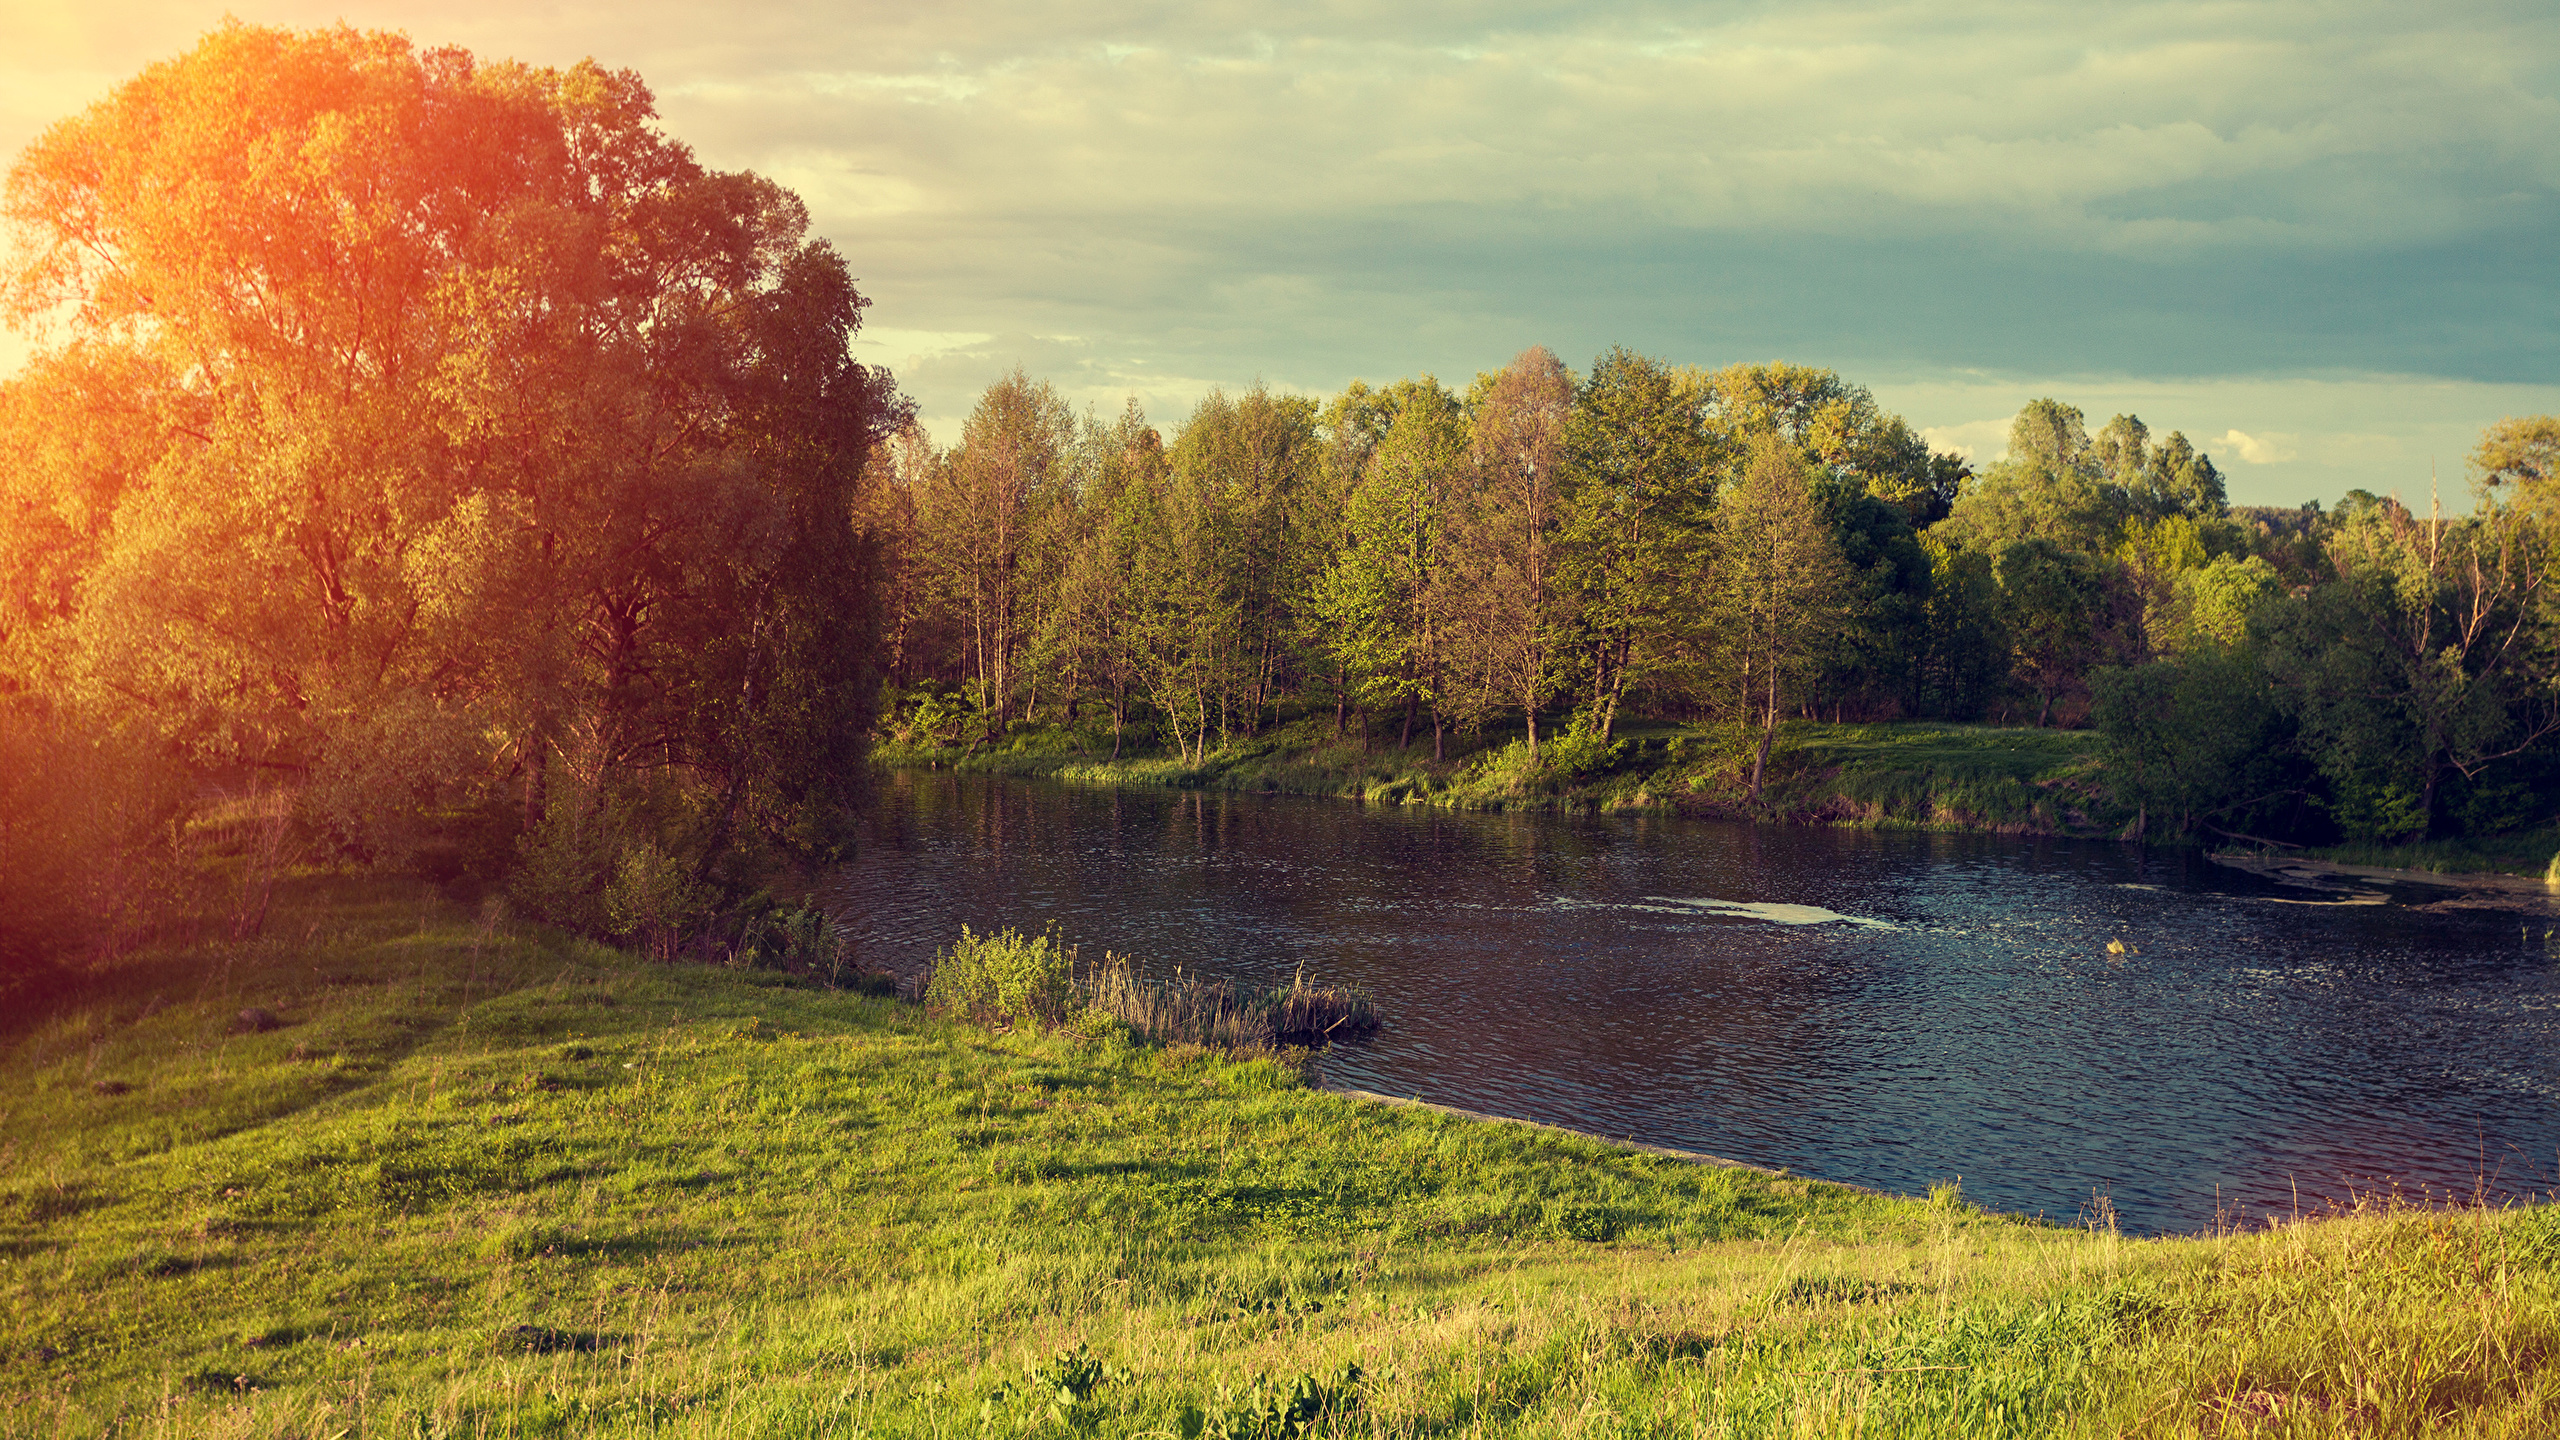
(1918, 420), (2011, 465)
(5, 2), (2557, 498)
(2218, 429), (2300, 464)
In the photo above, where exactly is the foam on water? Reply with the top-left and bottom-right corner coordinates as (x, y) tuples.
(1643, 895), (1897, 928)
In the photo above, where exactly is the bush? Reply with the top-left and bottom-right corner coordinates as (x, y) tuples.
(923, 924), (1076, 1029)
(727, 892), (847, 982)
(602, 842), (716, 962)
(0, 702), (199, 977)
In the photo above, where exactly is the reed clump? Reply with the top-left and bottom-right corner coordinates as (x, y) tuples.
(1079, 951), (1379, 1049)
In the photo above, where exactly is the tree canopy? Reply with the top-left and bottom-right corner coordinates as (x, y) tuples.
(1, 23), (908, 951)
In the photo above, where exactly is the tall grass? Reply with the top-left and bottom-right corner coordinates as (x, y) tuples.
(920, 925), (1380, 1048)
(1081, 952), (1379, 1049)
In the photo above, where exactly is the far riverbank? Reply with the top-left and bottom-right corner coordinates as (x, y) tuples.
(878, 716), (2560, 885)
(877, 716), (2128, 836)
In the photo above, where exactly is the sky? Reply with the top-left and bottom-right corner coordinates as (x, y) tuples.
(5, 2), (2557, 506)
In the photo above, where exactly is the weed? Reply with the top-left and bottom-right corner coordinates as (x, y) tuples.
(1081, 953), (1377, 1050)
(1181, 1363), (1364, 1440)
(982, 1342), (1129, 1430)
(924, 922), (1077, 1029)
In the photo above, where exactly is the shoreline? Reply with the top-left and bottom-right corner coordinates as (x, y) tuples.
(1319, 1083), (1892, 1199)
(872, 718), (2125, 838)
(2209, 850), (2560, 914)
(878, 747), (2560, 892)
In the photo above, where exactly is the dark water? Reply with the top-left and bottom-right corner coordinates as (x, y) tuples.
(829, 771), (2560, 1234)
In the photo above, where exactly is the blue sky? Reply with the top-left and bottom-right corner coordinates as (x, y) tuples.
(8, 2), (2556, 504)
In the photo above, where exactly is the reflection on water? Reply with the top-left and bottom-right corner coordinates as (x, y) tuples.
(829, 771), (2560, 1234)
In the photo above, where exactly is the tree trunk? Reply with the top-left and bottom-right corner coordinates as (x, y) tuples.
(1749, 646), (1780, 802)
(1525, 707), (1539, 761)
(1433, 708), (1445, 763)
(1400, 692), (1416, 750)
(521, 729), (548, 835)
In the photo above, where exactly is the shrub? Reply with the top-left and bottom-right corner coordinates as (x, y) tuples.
(923, 924), (1076, 1029)
(727, 892), (845, 980)
(602, 842), (715, 962)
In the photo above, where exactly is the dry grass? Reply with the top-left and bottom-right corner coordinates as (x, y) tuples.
(1080, 952), (1379, 1049)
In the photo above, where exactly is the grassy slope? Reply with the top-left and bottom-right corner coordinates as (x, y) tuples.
(881, 719), (2124, 837)
(5, 879), (2557, 1438)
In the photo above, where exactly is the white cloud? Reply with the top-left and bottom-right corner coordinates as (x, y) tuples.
(1918, 419), (2010, 465)
(2218, 429), (2300, 465)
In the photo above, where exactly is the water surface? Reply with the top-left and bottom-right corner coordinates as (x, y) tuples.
(830, 771), (2560, 1233)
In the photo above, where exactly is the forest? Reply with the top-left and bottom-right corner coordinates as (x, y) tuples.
(3, 23), (2558, 982)
(869, 363), (2560, 850)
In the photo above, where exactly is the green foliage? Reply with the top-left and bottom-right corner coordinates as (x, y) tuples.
(727, 892), (846, 980)
(1556, 347), (1722, 738)
(1994, 539), (2104, 727)
(983, 1343), (1131, 1431)
(2092, 653), (2286, 837)
(2159, 553), (2283, 655)
(0, 701), (199, 978)
(1, 22), (904, 933)
(1181, 1363), (1364, 1439)
(1917, 537), (2012, 719)
(2257, 493), (2550, 840)
(924, 923), (1077, 1029)
(603, 843), (718, 962)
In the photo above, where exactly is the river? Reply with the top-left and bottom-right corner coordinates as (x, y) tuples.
(829, 770), (2560, 1234)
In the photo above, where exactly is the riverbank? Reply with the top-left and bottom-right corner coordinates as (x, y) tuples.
(878, 717), (2127, 837)
(2208, 850), (2560, 916)
(2298, 826), (2560, 886)
(7, 877), (2555, 1436)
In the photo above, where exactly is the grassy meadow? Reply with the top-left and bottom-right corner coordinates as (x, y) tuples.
(4, 876), (2558, 1438)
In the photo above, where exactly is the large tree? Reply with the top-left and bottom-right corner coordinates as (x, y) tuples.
(1712, 438), (1852, 800)
(1310, 379), (1466, 755)
(1556, 348), (1721, 739)
(913, 371), (1074, 725)
(1939, 400), (2127, 556)
(1445, 347), (1574, 755)
(1, 23), (907, 913)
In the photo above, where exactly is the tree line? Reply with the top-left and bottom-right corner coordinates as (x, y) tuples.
(876, 366), (2559, 844)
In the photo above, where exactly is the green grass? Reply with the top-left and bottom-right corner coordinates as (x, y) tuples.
(2304, 825), (2560, 882)
(1780, 724), (2121, 835)
(7, 875), (2555, 1437)
(880, 718), (2128, 837)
